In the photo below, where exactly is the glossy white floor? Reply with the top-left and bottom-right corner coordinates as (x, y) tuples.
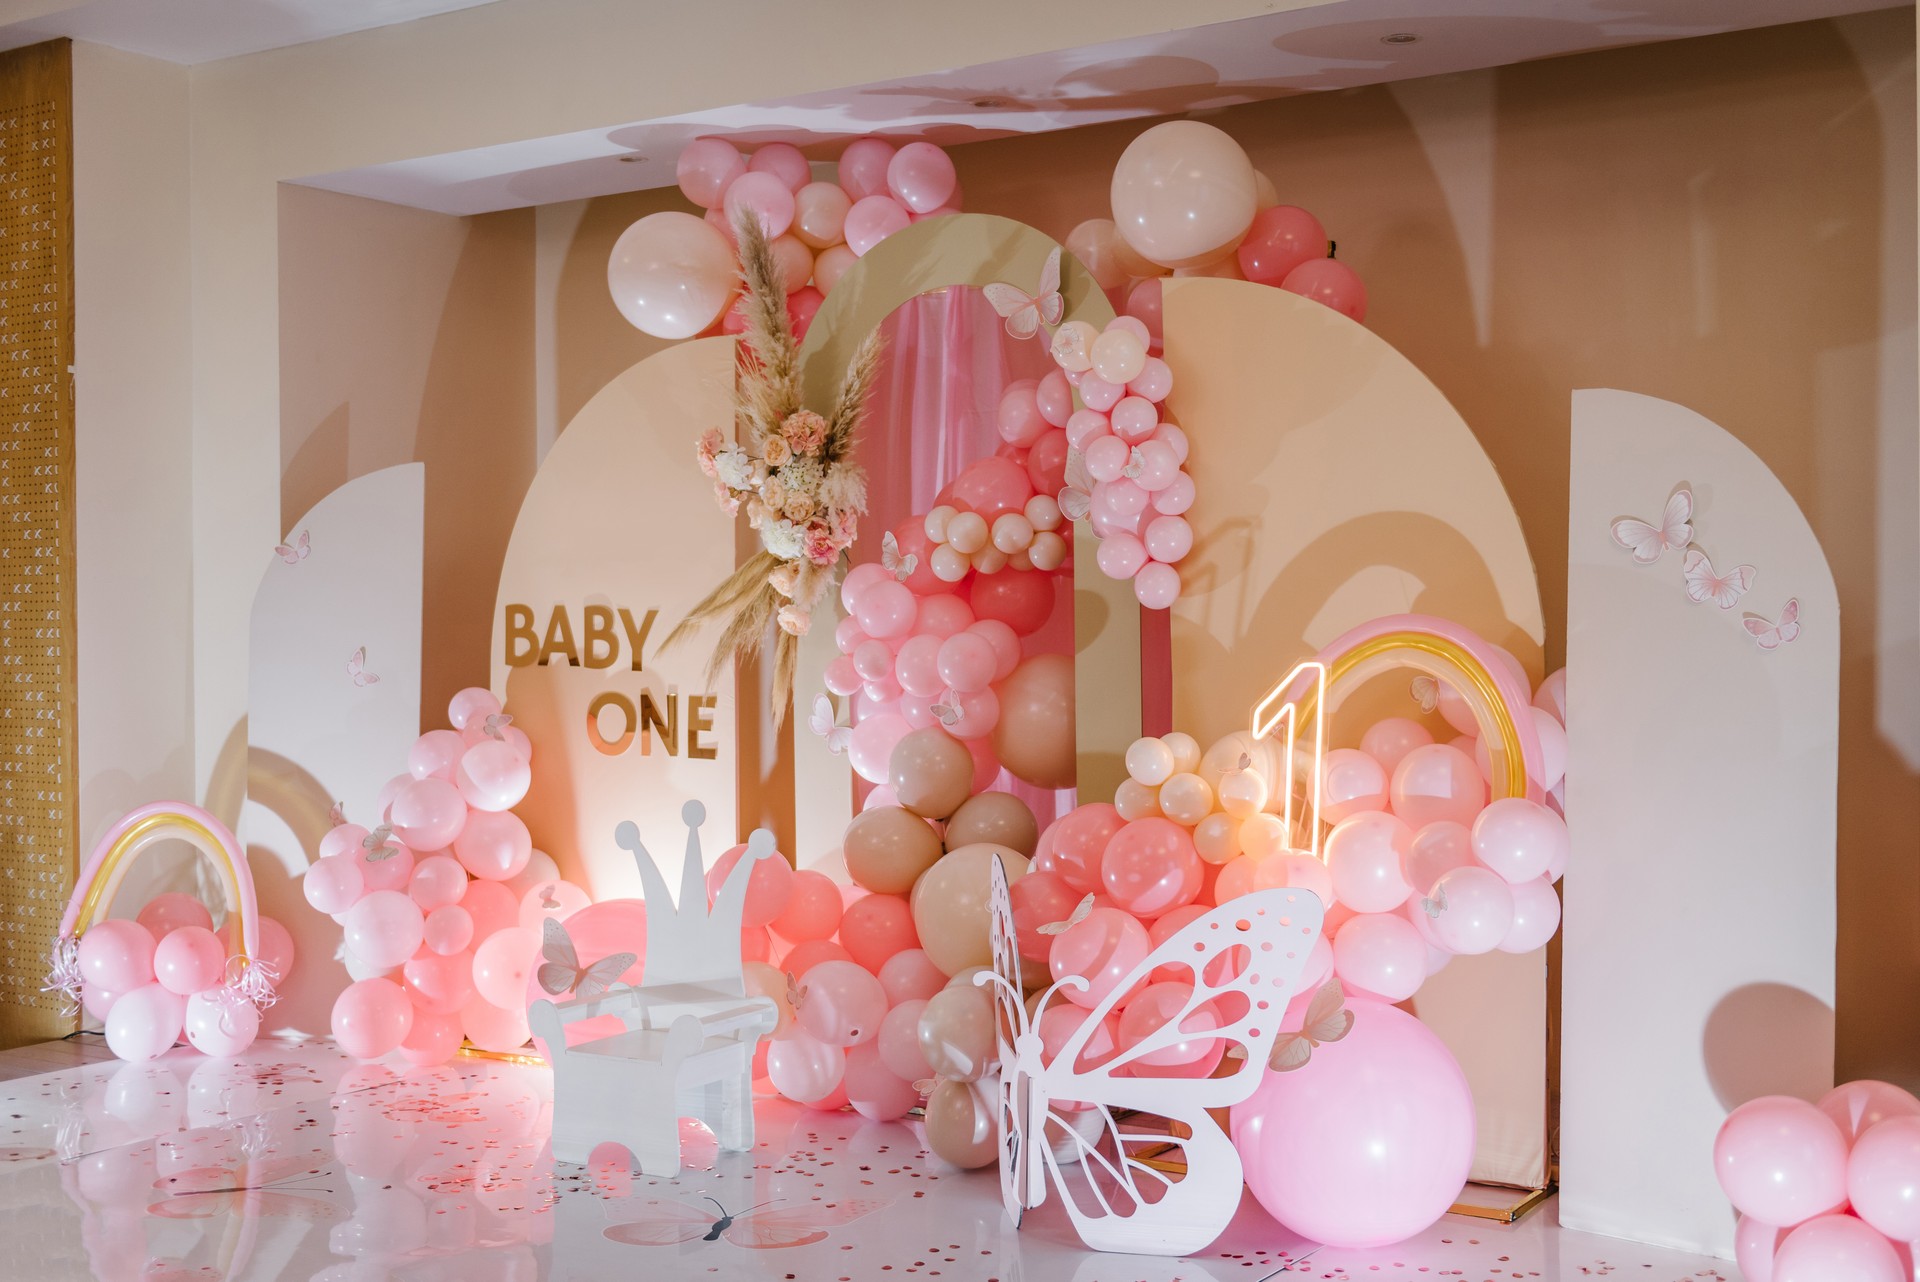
(0, 1037), (1735, 1282)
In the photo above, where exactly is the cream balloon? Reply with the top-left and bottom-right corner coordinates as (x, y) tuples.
(990, 654), (1076, 790)
(924, 1078), (999, 1169)
(1110, 121), (1258, 269)
(909, 843), (1029, 976)
(606, 211), (735, 339)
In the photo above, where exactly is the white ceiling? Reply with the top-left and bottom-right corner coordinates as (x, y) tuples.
(292, 0), (1908, 215)
(0, 0), (504, 64)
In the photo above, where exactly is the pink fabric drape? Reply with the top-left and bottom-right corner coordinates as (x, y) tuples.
(849, 287), (1074, 827)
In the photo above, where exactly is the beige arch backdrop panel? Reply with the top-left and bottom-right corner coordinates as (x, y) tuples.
(1560, 390), (1839, 1258)
(1162, 277), (1550, 1189)
(491, 339), (739, 898)
(791, 214), (1134, 869)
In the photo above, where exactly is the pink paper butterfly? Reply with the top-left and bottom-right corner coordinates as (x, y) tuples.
(273, 529), (310, 564)
(482, 712), (514, 740)
(809, 694), (851, 755)
(1610, 488), (1693, 564)
(1057, 447), (1094, 522)
(1036, 893), (1095, 937)
(1268, 978), (1354, 1072)
(605, 1195), (888, 1250)
(881, 531), (917, 583)
(1682, 549), (1754, 609)
(346, 646), (379, 686)
(536, 916), (633, 1001)
(1744, 598), (1801, 650)
(984, 246), (1063, 340)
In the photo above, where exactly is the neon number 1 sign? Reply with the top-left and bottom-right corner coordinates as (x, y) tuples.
(1250, 660), (1330, 861)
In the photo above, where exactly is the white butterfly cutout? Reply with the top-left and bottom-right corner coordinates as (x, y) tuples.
(1610, 488), (1693, 564)
(1050, 323), (1092, 371)
(1057, 448), (1094, 523)
(1410, 674), (1439, 714)
(809, 694), (851, 755)
(536, 916), (634, 1002)
(273, 529), (310, 565)
(1682, 549), (1755, 610)
(1267, 978), (1353, 1072)
(1744, 598), (1801, 650)
(346, 647), (380, 687)
(1421, 884), (1448, 918)
(360, 824), (401, 862)
(976, 855), (1324, 1255)
(482, 712), (515, 740)
(930, 694), (963, 729)
(881, 531), (917, 583)
(1121, 448), (1144, 481)
(1036, 894), (1095, 937)
(983, 246), (1064, 341)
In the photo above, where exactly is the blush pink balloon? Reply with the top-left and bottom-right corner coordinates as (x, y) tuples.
(1026, 429), (1070, 496)
(255, 915), (295, 983)
(747, 141), (810, 192)
(422, 904), (474, 956)
(398, 1009), (463, 1067)
(1281, 257), (1368, 323)
(1772, 1213), (1906, 1282)
(453, 810), (533, 882)
(767, 1029), (847, 1106)
(1401, 821), (1474, 897)
(1048, 803), (1126, 895)
(409, 854), (468, 912)
(461, 988), (531, 1053)
(472, 926), (540, 1010)
(1096, 531), (1148, 580)
(454, 740), (531, 813)
(403, 948), (475, 1015)
(825, 655), (862, 696)
(936, 632), (996, 694)
(1143, 514), (1193, 564)
(968, 619), (1021, 682)
(304, 853), (365, 915)
(839, 892), (918, 974)
(915, 593), (975, 638)
(1117, 981), (1225, 1071)
(1332, 911), (1426, 1002)
(354, 833), (416, 895)
(793, 181), (852, 248)
(998, 381), (1047, 447)
(460, 879), (518, 941)
(1012, 869), (1082, 965)
(447, 686), (502, 731)
(1819, 1080), (1920, 1145)
(331, 977), (414, 1060)
(153, 926), (224, 997)
(1715, 1097), (1849, 1227)
(1320, 748), (1389, 823)
(723, 170), (796, 239)
(840, 561), (891, 614)
(1101, 817), (1202, 918)
(848, 712), (913, 786)
(1037, 1003), (1122, 1110)
(705, 842), (795, 930)
(1237, 205), (1328, 286)
(1360, 718), (1434, 775)
(1325, 811), (1414, 913)
(1425, 866), (1513, 955)
(1132, 441), (1182, 492)
(885, 141), (957, 213)
(1050, 906), (1151, 1008)
(844, 194), (910, 256)
(519, 878), (591, 931)
(389, 776), (467, 851)
(79, 918), (157, 994)
(183, 988), (258, 1057)
(855, 578), (916, 639)
(319, 822), (369, 860)
(105, 982), (186, 1062)
(837, 137), (896, 202)
(136, 892), (213, 940)
(1134, 562), (1182, 610)
(877, 948), (946, 1006)
(1471, 798), (1567, 885)
(845, 1041), (920, 1122)
(950, 455), (1033, 521)
(676, 138), (747, 208)
(1847, 1115), (1920, 1242)
(945, 687), (1000, 740)
(1736, 1215), (1789, 1282)
(877, 999), (933, 1082)
(343, 890), (425, 971)
(408, 729), (467, 781)
(1389, 744), (1486, 830)
(796, 959), (888, 1046)
(771, 869), (843, 944)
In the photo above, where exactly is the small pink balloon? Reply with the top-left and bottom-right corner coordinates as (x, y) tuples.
(1498, 877), (1561, 953)
(1321, 748), (1389, 824)
(845, 1041), (921, 1122)
(950, 455), (1034, 521)
(1129, 356), (1173, 402)
(997, 381), (1047, 447)
(1141, 514), (1192, 564)
(1820, 1080), (1920, 1145)
(855, 578), (917, 640)
(840, 562), (891, 615)
(1065, 407), (1112, 453)
(398, 1009), (463, 1067)
(105, 982), (185, 1061)
(877, 949), (947, 1006)
(824, 654), (862, 697)
(422, 904), (474, 956)
(1360, 717), (1434, 775)
(747, 141), (811, 192)
(1039, 1004), (1123, 1109)
(1736, 1215), (1789, 1282)
(844, 194), (910, 256)
(153, 926), (224, 997)
(768, 1030), (847, 1107)
(967, 619), (1021, 683)
(892, 634), (944, 698)
(332, 977), (414, 1059)
(936, 632), (996, 694)
(254, 916), (296, 984)
(1083, 434), (1130, 484)
(390, 776), (467, 851)
(454, 740), (531, 813)
(343, 890), (426, 971)
(1109, 396), (1157, 443)
(1332, 911), (1426, 1003)
(1132, 562), (1182, 610)
(355, 831), (416, 895)
(1050, 906), (1151, 1008)
(1389, 744), (1486, 829)
(408, 854), (468, 912)
(319, 822), (369, 860)
(915, 593), (975, 638)
(852, 638), (894, 684)
(877, 999), (934, 1082)
(453, 810), (534, 882)
(677, 138), (747, 208)
(1099, 477), (1149, 519)
(460, 988), (530, 1053)
(403, 947), (476, 1015)
(796, 959), (889, 1046)
(304, 853), (365, 915)
(1035, 369), (1074, 427)
(1078, 373), (1124, 413)
(1401, 821), (1474, 897)
(408, 729), (467, 781)
(705, 842), (795, 930)
(723, 170), (796, 239)
(1772, 1213), (1906, 1282)
(1096, 531), (1148, 580)
(1326, 810), (1414, 913)
(79, 918), (157, 994)
(1152, 471), (1196, 516)
(1238, 205), (1328, 285)
(472, 926), (540, 1010)
(1281, 257), (1368, 323)
(1125, 279), (1164, 348)
(1848, 1114), (1920, 1241)
(945, 687), (1000, 740)
(1471, 797), (1567, 885)
(1131, 441), (1182, 492)
(447, 687), (501, 731)
(793, 181), (852, 248)
(848, 712), (913, 786)
(837, 137), (897, 202)
(183, 988), (258, 1057)
(137, 893), (213, 940)
(1426, 866), (1514, 955)
(1102, 817), (1202, 918)
(885, 141), (957, 213)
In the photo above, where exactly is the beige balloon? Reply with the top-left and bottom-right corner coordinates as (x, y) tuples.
(843, 804), (944, 895)
(909, 843), (1030, 976)
(917, 983), (996, 1081)
(990, 653), (1076, 791)
(924, 1078), (999, 1169)
(1109, 120), (1258, 270)
(943, 791), (1038, 857)
(742, 960), (794, 1037)
(888, 728), (974, 820)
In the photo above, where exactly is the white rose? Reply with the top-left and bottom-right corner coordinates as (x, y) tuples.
(713, 445), (755, 490)
(759, 519), (805, 561)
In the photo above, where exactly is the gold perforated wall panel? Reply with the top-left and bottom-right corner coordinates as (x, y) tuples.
(0, 40), (73, 1047)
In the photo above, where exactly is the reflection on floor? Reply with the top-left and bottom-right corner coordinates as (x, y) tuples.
(0, 1037), (1734, 1282)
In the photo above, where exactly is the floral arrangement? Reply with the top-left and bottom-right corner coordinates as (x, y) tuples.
(674, 207), (880, 719)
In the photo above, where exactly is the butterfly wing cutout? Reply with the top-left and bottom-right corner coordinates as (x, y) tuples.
(1610, 488), (1693, 563)
(981, 855), (1033, 1228)
(725, 1198), (890, 1249)
(603, 1199), (717, 1246)
(1682, 549), (1755, 609)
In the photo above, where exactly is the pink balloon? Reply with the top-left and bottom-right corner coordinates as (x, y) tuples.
(1470, 797), (1567, 884)
(1401, 821), (1474, 897)
(705, 841), (795, 930)
(793, 181), (852, 248)
(852, 638), (894, 684)
(1265, 853), (1334, 908)
(453, 809), (533, 882)
(454, 740), (531, 813)
(877, 999), (933, 1081)
(1281, 257), (1368, 323)
(390, 776), (467, 851)
(1425, 866), (1513, 955)
(676, 138), (747, 208)
(1321, 748), (1389, 824)
(723, 170), (796, 240)
(1332, 912), (1426, 1002)
(343, 890), (425, 971)
(1096, 531), (1147, 580)
(844, 194), (910, 256)
(1151, 471), (1195, 516)
(848, 711), (913, 786)
(796, 959), (888, 1046)
(767, 1030), (846, 1106)
(1237, 205), (1328, 286)
(877, 948), (947, 1006)
(1026, 429), (1070, 496)
(320, 822), (370, 860)
(105, 982), (186, 1062)
(1498, 877), (1561, 953)
(408, 729), (467, 781)
(1389, 744), (1486, 829)
(304, 853), (365, 915)
(423, 904), (474, 956)
(771, 869), (843, 944)
(1099, 477), (1149, 519)
(1325, 811), (1414, 913)
(460, 879), (518, 941)
(1012, 869), (1082, 965)
(1360, 718), (1434, 775)
(1820, 1080), (1920, 1145)
(472, 926), (540, 1010)
(1848, 1115), (1920, 1241)
(408, 854), (468, 912)
(1736, 1214), (1789, 1282)
(255, 916), (296, 983)
(1715, 1095), (1850, 1226)
(332, 977), (414, 1060)
(1110, 395), (1157, 443)
(840, 561), (891, 615)
(968, 619), (1022, 682)
(1133, 562), (1181, 610)
(936, 632), (996, 694)
(183, 988), (258, 1057)
(945, 687), (1000, 740)
(460, 988), (530, 1053)
(1131, 441), (1182, 493)
(354, 832), (416, 895)
(839, 893), (918, 974)
(1130, 357), (1173, 404)
(1066, 407), (1112, 452)
(1125, 278), (1165, 345)
(1050, 906), (1151, 1008)
(1101, 817), (1203, 918)
(915, 593), (975, 638)
(525, 900), (647, 1056)
(1084, 434), (1131, 485)
(1772, 1213), (1906, 1282)
(1142, 514), (1193, 564)
(950, 455), (1033, 521)
(398, 1009), (463, 1067)
(747, 141), (810, 192)
(374, 772), (413, 821)
(1232, 999), (1474, 1248)
(403, 948), (475, 1016)
(783, 937), (853, 977)
(447, 686), (502, 731)
(837, 137), (896, 202)
(79, 918), (157, 994)
(885, 141), (957, 213)
(844, 1041), (921, 1122)
(1048, 804), (1125, 895)
(136, 892), (213, 940)
(824, 655), (862, 696)
(1116, 981), (1225, 1074)
(998, 381), (1047, 447)
(1034, 369), (1074, 427)
(855, 578), (917, 640)
(153, 926), (224, 997)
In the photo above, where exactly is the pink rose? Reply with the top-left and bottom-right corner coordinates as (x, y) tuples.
(763, 435), (793, 467)
(712, 481), (740, 516)
(777, 605), (811, 636)
(780, 409), (829, 456)
(803, 523), (840, 567)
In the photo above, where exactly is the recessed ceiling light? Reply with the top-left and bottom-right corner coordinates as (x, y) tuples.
(1380, 32), (1420, 45)
(617, 153), (649, 163)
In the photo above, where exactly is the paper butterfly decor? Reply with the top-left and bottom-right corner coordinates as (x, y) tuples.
(346, 646), (379, 686)
(880, 531), (917, 583)
(984, 246), (1063, 341)
(809, 694), (850, 755)
(537, 917), (635, 1002)
(273, 529), (311, 565)
(975, 855), (1325, 1256)
(1610, 484), (1800, 650)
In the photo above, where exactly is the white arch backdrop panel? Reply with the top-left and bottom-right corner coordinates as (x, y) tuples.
(242, 462), (423, 1035)
(491, 339), (739, 900)
(1162, 277), (1550, 1189)
(1560, 389), (1839, 1257)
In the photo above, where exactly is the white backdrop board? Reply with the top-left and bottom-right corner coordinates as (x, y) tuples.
(1560, 390), (1839, 1256)
(242, 462), (424, 1035)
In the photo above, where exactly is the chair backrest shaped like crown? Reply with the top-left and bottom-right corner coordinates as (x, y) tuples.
(614, 801), (776, 991)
